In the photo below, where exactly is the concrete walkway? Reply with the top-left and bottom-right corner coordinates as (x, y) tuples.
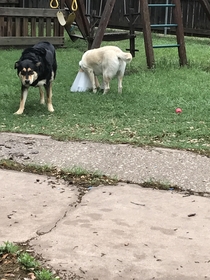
(0, 132), (210, 279)
(0, 132), (210, 193)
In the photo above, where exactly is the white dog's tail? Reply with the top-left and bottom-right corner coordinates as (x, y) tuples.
(117, 52), (132, 63)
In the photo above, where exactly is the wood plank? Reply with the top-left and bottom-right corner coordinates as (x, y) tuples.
(7, 17), (13, 36)
(91, 0), (117, 49)
(184, 27), (210, 36)
(31, 18), (36, 36)
(15, 17), (20, 36)
(70, 31), (131, 42)
(140, 0), (155, 68)
(53, 19), (60, 36)
(172, 0), (187, 66)
(38, 18), (44, 36)
(0, 16), (4, 36)
(46, 18), (52, 37)
(22, 17), (28, 36)
(0, 37), (64, 46)
(103, 32), (131, 41)
(0, 0), (18, 3)
(0, 7), (64, 18)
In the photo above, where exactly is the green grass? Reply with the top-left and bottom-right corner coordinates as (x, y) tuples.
(0, 241), (20, 254)
(0, 241), (59, 280)
(0, 32), (209, 154)
(18, 252), (40, 269)
(0, 159), (118, 187)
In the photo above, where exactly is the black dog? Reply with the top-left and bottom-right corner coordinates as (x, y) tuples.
(14, 41), (57, 114)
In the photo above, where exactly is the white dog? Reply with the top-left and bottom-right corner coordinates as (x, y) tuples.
(79, 46), (132, 94)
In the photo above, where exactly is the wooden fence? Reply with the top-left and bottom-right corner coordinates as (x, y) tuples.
(1, 0), (210, 47)
(0, 0), (65, 46)
(87, 0), (210, 37)
(106, 0), (210, 36)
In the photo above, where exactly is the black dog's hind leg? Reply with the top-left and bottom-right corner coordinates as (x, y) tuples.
(44, 82), (54, 112)
(14, 85), (28, 114)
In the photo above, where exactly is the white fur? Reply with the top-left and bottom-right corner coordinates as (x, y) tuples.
(79, 46), (132, 94)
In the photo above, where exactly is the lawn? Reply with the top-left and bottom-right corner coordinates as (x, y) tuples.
(0, 32), (209, 155)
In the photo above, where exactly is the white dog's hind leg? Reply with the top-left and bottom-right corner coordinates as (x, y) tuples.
(102, 75), (110, 94)
(117, 75), (123, 94)
(117, 62), (126, 93)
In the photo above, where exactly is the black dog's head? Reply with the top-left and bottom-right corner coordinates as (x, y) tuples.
(14, 59), (41, 87)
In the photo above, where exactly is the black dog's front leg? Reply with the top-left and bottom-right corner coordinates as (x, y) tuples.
(14, 85), (28, 115)
(44, 82), (54, 112)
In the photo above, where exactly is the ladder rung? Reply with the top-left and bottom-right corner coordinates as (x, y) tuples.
(151, 24), (178, 28)
(148, 4), (175, 7)
(153, 44), (180, 48)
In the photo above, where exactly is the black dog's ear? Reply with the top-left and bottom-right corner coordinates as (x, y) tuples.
(14, 61), (19, 69)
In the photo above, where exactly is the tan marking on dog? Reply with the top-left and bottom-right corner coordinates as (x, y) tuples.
(14, 88), (28, 115)
(39, 86), (45, 104)
(45, 82), (54, 112)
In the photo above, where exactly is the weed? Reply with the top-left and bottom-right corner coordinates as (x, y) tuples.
(0, 242), (60, 279)
(35, 268), (59, 280)
(0, 159), (118, 187)
(0, 241), (19, 254)
(18, 252), (40, 269)
(141, 178), (179, 191)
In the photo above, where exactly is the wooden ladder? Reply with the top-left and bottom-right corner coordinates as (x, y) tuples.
(140, 0), (187, 68)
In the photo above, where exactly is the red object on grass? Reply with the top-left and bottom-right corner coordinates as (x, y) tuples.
(175, 108), (182, 114)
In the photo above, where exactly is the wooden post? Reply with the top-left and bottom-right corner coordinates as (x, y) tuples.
(172, 0), (187, 66)
(91, 0), (116, 49)
(128, 8), (136, 57)
(140, 0), (155, 68)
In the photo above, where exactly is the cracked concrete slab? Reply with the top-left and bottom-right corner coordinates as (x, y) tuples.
(0, 169), (78, 243)
(1, 133), (210, 279)
(30, 183), (210, 280)
(1, 169), (210, 279)
(0, 132), (210, 193)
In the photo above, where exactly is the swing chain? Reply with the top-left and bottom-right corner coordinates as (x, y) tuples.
(71, 0), (78, 12)
(50, 0), (59, 9)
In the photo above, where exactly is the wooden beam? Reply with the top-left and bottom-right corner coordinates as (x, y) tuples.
(172, 0), (187, 66)
(0, 37), (64, 46)
(140, 0), (155, 68)
(0, 7), (59, 17)
(91, 0), (116, 49)
(0, 0), (18, 3)
(199, 0), (210, 21)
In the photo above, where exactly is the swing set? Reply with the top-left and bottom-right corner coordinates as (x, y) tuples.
(50, 0), (140, 56)
(49, 0), (188, 67)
